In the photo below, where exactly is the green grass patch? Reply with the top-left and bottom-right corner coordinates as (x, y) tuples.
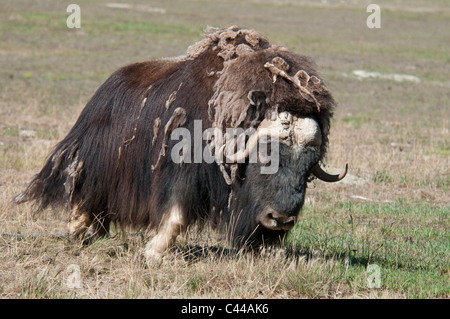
(287, 201), (449, 298)
(1, 12), (67, 33)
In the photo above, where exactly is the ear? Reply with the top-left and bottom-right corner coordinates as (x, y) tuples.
(245, 90), (269, 129)
(247, 90), (268, 109)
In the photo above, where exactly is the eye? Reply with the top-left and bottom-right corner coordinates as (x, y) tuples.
(307, 174), (315, 183)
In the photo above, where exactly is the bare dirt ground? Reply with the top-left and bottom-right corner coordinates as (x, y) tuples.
(0, 0), (448, 298)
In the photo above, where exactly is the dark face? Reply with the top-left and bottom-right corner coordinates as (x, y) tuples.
(229, 138), (322, 248)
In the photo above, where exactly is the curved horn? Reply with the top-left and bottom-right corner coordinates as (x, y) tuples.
(218, 142), (252, 164)
(312, 163), (348, 182)
(220, 128), (283, 164)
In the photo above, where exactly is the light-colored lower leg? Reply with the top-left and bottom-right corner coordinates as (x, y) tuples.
(144, 204), (186, 265)
(68, 209), (93, 239)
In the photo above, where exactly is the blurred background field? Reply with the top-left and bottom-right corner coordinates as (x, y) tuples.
(0, 0), (448, 298)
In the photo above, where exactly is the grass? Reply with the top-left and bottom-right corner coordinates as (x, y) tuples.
(0, 0), (449, 299)
(286, 201), (449, 298)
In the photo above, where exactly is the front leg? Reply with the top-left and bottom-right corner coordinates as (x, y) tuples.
(144, 204), (186, 265)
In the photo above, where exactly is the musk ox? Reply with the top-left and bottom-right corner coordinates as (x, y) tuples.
(15, 26), (347, 264)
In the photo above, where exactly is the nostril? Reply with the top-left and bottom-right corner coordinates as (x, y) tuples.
(259, 208), (297, 230)
(259, 210), (277, 229)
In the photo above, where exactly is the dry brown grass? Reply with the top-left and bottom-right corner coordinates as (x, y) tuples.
(1, 0), (448, 299)
(0, 218), (341, 298)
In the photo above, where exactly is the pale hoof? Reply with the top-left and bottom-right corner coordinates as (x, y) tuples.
(144, 247), (164, 267)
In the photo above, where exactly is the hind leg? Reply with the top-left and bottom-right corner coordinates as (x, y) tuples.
(68, 208), (93, 240)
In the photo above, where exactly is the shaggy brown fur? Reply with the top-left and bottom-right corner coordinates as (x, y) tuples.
(16, 26), (336, 248)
